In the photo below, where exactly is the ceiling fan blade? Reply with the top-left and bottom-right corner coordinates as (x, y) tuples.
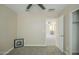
(27, 4), (32, 9)
(38, 4), (45, 10)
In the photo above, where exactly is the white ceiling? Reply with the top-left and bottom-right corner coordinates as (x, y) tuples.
(5, 4), (68, 14)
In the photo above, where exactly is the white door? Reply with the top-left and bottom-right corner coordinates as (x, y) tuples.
(56, 15), (64, 52)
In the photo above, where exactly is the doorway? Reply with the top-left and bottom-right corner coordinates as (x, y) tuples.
(46, 16), (64, 52)
(46, 19), (57, 46)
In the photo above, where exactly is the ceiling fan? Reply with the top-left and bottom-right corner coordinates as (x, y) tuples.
(26, 4), (46, 11)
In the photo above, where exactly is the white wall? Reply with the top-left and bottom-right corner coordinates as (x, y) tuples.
(56, 15), (64, 52)
(17, 11), (58, 46)
(0, 5), (17, 54)
(58, 4), (79, 54)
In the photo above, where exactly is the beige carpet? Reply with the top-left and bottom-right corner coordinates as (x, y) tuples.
(7, 46), (64, 55)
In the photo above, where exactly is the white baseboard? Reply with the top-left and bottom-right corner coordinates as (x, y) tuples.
(24, 45), (47, 46)
(3, 47), (14, 55)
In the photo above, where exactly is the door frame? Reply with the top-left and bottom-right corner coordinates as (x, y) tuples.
(59, 15), (64, 52)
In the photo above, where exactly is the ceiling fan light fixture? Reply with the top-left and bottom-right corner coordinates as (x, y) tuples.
(26, 4), (46, 12)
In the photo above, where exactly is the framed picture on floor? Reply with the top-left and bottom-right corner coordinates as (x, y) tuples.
(14, 38), (24, 48)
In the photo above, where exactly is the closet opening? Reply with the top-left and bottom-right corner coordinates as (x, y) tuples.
(72, 9), (79, 55)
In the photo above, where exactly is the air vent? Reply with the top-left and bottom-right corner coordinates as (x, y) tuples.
(48, 9), (55, 12)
